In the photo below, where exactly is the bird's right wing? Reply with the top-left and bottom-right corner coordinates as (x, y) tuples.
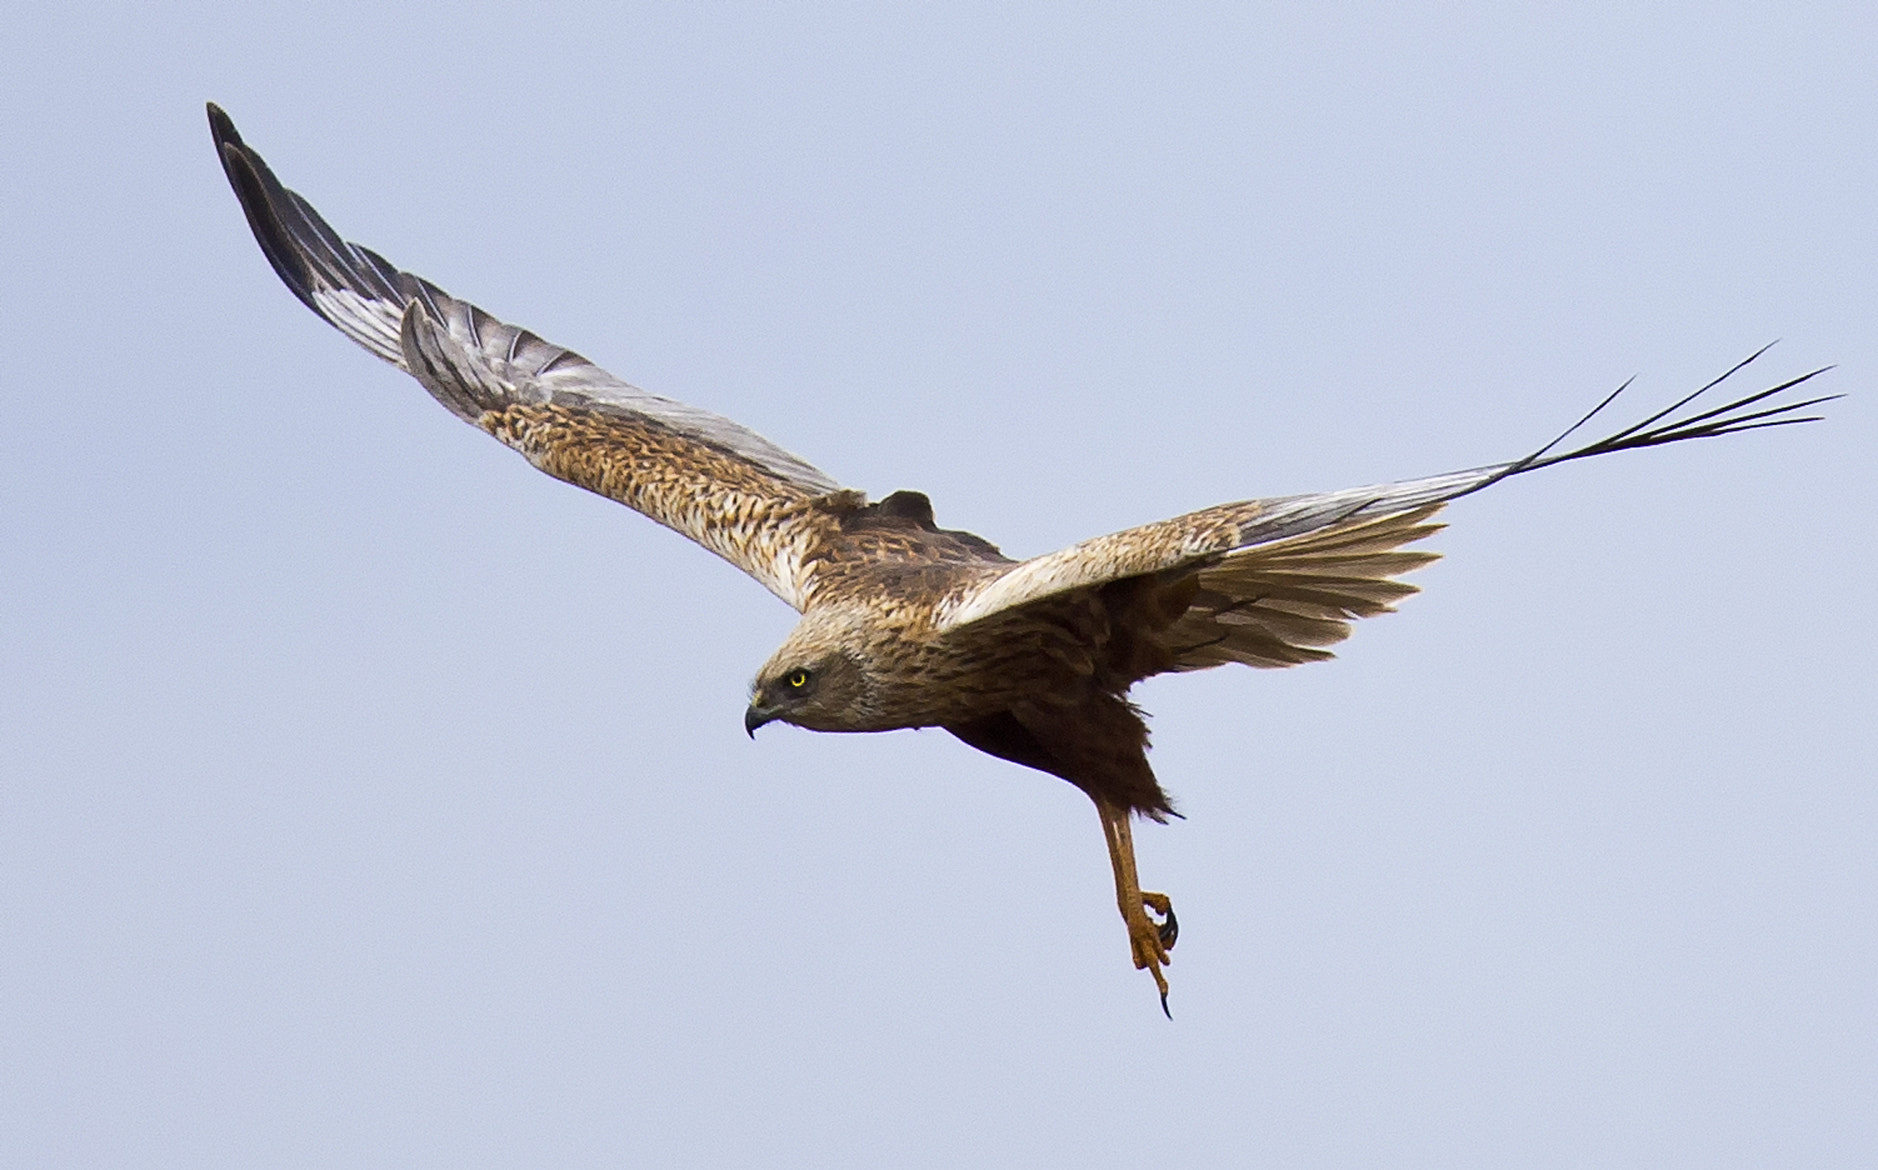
(209, 104), (849, 610)
(938, 354), (1834, 669)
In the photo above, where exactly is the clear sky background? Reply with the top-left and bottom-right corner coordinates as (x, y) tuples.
(3, 4), (1873, 1166)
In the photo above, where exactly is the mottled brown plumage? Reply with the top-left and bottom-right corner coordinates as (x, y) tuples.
(209, 104), (1834, 1014)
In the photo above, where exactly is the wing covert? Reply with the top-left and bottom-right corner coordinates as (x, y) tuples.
(937, 466), (1498, 631)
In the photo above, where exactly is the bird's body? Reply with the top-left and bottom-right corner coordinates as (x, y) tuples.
(209, 104), (1832, 1013)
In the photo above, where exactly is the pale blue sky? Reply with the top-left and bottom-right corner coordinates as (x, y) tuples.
(4, 4), (1873, 1166)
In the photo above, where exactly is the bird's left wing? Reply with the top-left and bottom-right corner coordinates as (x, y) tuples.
(209, 104), (848, 610)
(938, 357), (1833, 666)
(934, 472), (1479, 650)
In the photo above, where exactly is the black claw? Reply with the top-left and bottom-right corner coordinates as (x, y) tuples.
(1160, 989), (1172, 1020)
(1156, 902), (1178, 950)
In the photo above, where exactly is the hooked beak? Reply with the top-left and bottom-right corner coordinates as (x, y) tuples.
(744, 702), (779, 739)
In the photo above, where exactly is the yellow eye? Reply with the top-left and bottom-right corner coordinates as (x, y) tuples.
(787, 669), (811, 689)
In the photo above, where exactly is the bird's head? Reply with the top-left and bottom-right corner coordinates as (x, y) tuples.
(745, 609), (881, 736)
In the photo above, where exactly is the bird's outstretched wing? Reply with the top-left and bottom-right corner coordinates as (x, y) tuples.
(939, 354), (1834, 669)
(208, 104), (848, 610)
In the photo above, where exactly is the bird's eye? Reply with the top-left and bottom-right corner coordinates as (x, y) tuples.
(787, 669), (811, 689)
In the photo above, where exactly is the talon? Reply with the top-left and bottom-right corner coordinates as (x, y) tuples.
(1143, 890), (1178, 950)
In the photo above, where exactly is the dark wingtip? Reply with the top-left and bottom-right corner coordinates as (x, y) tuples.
(1492, 347), (1837, 486)
(205, 105), (321, 314)
(206, 103), (251, 168)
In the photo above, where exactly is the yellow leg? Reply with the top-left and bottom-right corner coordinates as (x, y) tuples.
(1094, 795), (1178, 1016)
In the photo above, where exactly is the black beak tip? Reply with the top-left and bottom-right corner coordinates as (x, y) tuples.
(743, 706), (769, 739)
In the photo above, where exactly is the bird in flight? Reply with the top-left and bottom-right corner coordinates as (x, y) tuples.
(208, 104), (1832, 1015)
